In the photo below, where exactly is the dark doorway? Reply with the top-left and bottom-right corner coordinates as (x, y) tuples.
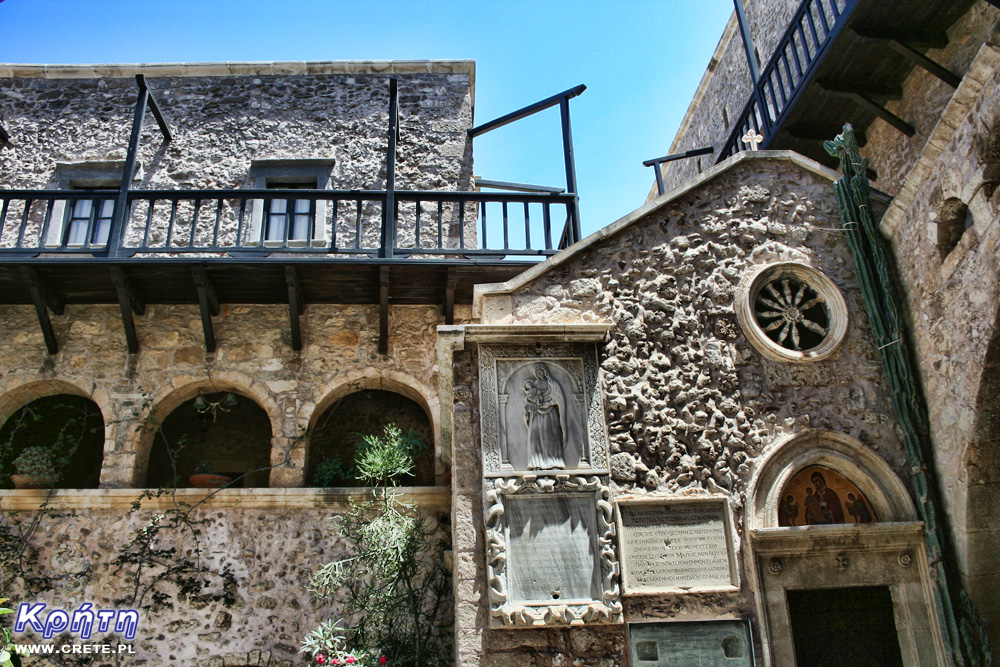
(787, 586), (904, 667)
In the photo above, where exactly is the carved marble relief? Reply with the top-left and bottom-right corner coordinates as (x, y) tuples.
(484, 475), (623, 627)
(479, 344), (609, 475)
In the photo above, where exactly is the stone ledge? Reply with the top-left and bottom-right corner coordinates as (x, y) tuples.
(0, 485), (451, 511)
(464, 323), (612, 343)
(0, 60), (475, 79)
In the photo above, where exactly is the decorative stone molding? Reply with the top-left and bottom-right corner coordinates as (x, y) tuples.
(734, 261), (848, 363)
(478, 343), (609, 475)
(483, 475), (622, 627)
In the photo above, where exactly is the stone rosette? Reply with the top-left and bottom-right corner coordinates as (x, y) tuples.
(734, 261), (849, 363)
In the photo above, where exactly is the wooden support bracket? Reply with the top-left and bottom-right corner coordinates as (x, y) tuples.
(888, 39), (961, 88)
(851, 26), (949, 49)
(846, 92), (915, 137)
(192, 266), (219, 353)
(0, 122), (10, 145)
(379, 266), (390, 355)
(445, 267), (457, 326)
(110, 267), (145, 354)
(816, 79), (903, 100)
(285, 266), (304, 351)
(20, 267), (64, 355)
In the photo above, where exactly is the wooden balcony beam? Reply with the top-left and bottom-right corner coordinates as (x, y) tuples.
(20, 267), (64, 355)
(192, 267), (219, 353)
(110, 267), (145, 354)
(444, 267), (457, 326)
(851, 26), (949, 49)
(379, 266), (390, 355)
(0, 122), (10, 145)
(888, 39), (962, 88)
(816, 79), (903, 100)
(285, 266), (304, 352)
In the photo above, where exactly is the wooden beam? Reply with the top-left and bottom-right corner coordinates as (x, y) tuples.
(110, 267), (145, 354)
(816, 79), (903, 100)
(888, 39), (961, 88)
(0, 122), (10, 144)
(20, 267), (64, 355)
(784, 123), (868, 146)
(285, 266), (304, 351)
(851, 26), (949, 49)
(846, 93), (915, 137)
(379, 266), (389, 355)
(445, 267), (457, 326)
(192, 267), (219, 353)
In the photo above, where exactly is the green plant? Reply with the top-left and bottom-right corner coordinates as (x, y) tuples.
(0, 597), (13, 667)
(192, 459), (215, 475)
(11, 447), (57, 481)
(302, 424), (451, 667)
(312, 456), (356, 487)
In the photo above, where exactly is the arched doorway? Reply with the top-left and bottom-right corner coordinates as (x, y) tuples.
(307, 389), (434, 486)
(0, 394), (105, 489)
(145, 392), (272, 488)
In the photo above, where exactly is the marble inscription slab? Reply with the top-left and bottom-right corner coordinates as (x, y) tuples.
(479, 344), (609, 476)
(507, 494), (598, 602)
(629, 620), (753, 666)
(484, 475), (623, 627)
(617, 496), (737, 593)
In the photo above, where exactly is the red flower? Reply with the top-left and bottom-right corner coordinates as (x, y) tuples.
(316, 655), (326, 665)
(346, 657), (356, 665)
(380, 658), (388, 666)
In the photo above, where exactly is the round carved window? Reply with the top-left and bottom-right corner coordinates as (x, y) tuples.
(735, 262), (848, 362)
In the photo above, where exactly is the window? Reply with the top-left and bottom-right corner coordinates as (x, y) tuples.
(64, 189), (114, 247)
(43, 161), (137, 249)
(247, 159), (334, 248)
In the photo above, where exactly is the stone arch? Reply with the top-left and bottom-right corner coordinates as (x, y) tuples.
(746, 429), (917, 531)
(131, 374), (281, 488)
(0, 378), (112, 488)
(304, 369), (439, 484)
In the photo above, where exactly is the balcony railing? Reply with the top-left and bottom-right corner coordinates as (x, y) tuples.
(720, 0), (857, 160)
(0, 187), (578, 261)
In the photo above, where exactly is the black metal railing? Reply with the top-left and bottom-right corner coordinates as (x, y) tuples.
(719, 0), (858, 160)
(0, 187), (578, 260)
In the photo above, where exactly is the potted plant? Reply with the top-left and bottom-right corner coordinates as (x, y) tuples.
(188, 460), (231, 489)
(10, 446), (59, 489)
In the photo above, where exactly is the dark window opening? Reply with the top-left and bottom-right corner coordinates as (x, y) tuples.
(65, 188), (114, 247)
(0, 395), (105, 489)
(146, 393), (272, 488)
(937, 197), (973, 259)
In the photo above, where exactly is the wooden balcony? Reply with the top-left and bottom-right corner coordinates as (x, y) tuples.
(720, 0), (980, 168)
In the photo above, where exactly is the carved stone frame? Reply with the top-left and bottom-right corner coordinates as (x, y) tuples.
(484, 475), (623, 627)
(478, 343), (609, 476)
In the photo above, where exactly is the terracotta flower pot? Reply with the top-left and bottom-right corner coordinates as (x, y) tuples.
(11, 473), (56, 489)
(188, 473), (232, 488)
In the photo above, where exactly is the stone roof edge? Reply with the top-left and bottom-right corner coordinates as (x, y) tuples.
(0, 59), (476, 80)
(473, 150), (843, 317)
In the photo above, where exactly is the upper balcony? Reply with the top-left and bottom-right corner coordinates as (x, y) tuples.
(0, 63), (586, 354)
(719, 0), (982, 169)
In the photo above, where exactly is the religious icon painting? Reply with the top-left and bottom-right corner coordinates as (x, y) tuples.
(478, 343), (610, 476)
(778, 465), (876, 527)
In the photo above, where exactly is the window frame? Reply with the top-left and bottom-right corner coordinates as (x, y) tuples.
(43, 161), (140, 250)
(247, 159), (335, 249)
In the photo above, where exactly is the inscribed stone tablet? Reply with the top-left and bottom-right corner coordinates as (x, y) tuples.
(507, 494), (599, 602)
(629, 620), (753, 666)
(618, 498), (735, 592)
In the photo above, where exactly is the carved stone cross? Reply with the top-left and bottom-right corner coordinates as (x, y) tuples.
(742, 129), (764, 150)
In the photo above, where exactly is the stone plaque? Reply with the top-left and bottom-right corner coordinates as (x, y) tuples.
(484, 475), (622, 627)
(507, 494), (598, 602)
(629, 620), (753, 666)
(479, 344), (609, 476)
(617, 497), (737, 593)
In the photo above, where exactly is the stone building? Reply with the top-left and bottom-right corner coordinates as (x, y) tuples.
(1, 1), (999, 666)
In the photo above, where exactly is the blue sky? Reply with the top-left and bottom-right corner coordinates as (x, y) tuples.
(0, 0), (733, 237)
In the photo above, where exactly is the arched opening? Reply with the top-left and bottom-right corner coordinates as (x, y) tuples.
(145, 392), (272, 488)
(307, 389), (434, 486)
(0, 394), (105, 489)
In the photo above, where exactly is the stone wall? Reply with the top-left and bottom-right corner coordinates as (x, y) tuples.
(876, 28), (1000, 651)
(0, 488), (450, 667)
(454, 154), (911, 665)
(0, 62), (474, 193)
